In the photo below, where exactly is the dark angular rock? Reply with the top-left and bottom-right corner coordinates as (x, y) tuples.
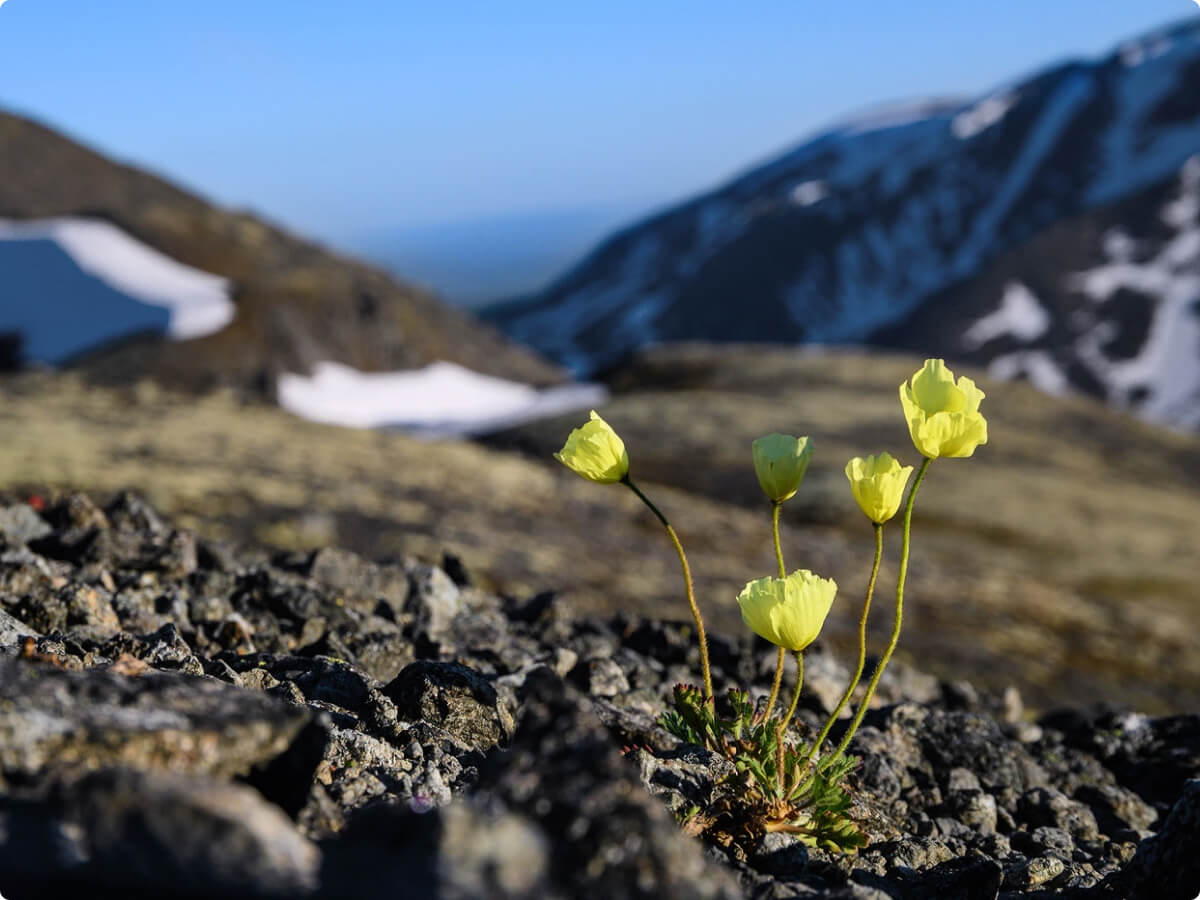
(0, 767), (319, 899)
(1016, 786), (1100, 841)
(1122, 778), (1200, 900)
(385, 660), (514, 753)
(938, 790), (998, 835)
(307, 547), (409, 613)
(894, 853), (1003, 899)
(474, 666), (743, 899)
(440, 551), (473, 588)
(0, 658), (309, 779)
(105, 491), (168, 535)
(316, 803), (440, 900)
(1041, 708), (1200, 815)
(0, 607), (38, 649)
(573, 655), (632, 698)
(916, 710), (1049, 800)
(403, 564), (462, 647)
(1075, 781), (1157, 835)
(1002, 853), (1065, 890)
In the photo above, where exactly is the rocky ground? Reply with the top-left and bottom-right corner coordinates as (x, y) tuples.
(2, 352), (1198, 716)
(0, 490), (1196, 899)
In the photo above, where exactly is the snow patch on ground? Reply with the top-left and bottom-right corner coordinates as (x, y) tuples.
(1102, 229), (1138, 262)
(0, 217), (234, 339)
(951, 93), (1017, 140)
(1070, 156), (1200, 427)
(790, 181), (829, 207)
(963, 281), (1051, 348)
(835, 98), (961, 136)
(1120, 35), (1174, 68)
(277, 360), (608, 438)
(989, 351), (1070, 395)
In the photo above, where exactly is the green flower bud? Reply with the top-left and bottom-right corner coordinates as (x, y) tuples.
(752, 433), (813, 502)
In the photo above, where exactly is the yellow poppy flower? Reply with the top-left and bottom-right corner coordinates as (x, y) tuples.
(899, 359), (988, 459)
(845, 453), (914, 524)
(554, 410), (630, 484)
(737, 569), (837, 652)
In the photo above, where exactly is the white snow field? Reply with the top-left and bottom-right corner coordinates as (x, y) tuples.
(0, 217), (234, 343)
(277, 360), (608, 438)
(0, 216), (604, 437)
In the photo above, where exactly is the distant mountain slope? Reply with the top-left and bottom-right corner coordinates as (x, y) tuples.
(873, 157), (1200, 429)
(0, 111), (562, 392)
(486, 20), (1200, 422)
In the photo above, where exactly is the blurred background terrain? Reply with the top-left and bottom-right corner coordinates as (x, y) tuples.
(1, 1), (1197, 714)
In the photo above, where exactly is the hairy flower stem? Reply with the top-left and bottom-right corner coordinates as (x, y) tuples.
(780, 650), (804, 734)
(826, 457), (932, 769)
(801, 523), (883, 771)
(761, 501), (788, 721)
(771, 501), (786, 577)
(622, 476), (714, 700)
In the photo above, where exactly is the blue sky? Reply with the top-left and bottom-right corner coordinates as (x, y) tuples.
(0, 1), (1194, 246)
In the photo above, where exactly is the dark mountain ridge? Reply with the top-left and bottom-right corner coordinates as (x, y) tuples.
(486, 20), (1200, 426)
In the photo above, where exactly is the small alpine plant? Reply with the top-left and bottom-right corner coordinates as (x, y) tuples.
(554, 359), (988, 854)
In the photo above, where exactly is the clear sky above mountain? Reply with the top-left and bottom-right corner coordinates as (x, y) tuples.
(0, 1), (1194, 246)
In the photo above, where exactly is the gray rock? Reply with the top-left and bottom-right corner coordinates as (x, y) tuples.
(477, 666), (743, 899)
(385, 660), (514, 753)
(574, 656), (631, 698)
(894, 854), (1003, 899)
(1075, 781), (1158, 835)
(945, 768), (981, 793)
(917, 710), (1050, 799)
(0, 658), (309, 779)
(637, 743), (736, 814)
(0, 607), (38, 649)
(439, 800), (551, 898)
(0, 766), (319, 898)
(0, 503), (52, 544)
(1010, 825), (1075, 860)
(404, 564), (462, 645)
(939, 789), (998, 835)
(1017, 786), (1100, 841)
(1124, 778), (1200, 900)
(307, 547), (409, 613)
(1003, 854), (1065, 889)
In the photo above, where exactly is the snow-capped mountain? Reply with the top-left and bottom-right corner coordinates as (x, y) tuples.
(487, 20), (1200, 427)
(874, 156), (1200, 430)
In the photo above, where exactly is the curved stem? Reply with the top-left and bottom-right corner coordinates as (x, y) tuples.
(803, 522), (883, 771)
(761, 501), (788, 721)
(826, 456), (932, 768)
(780, 650), (804, 734)
(771, 501), (786, 577)
(763, 647), (786, 722)
(623, 477), (714, 700)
